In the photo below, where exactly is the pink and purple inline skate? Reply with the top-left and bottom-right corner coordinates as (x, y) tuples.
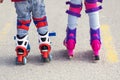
(90, 28), (101, 62)
(64, 27), (76, 59)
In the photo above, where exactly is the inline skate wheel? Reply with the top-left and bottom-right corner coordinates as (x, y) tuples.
(48, 54), (52, 61)
(68, 55), (73, 59)
(23, 57), (27, 65)
(16, 57), (19, 65)
(40, 55), (45, 62)
(16, 57), (27, 65)
(40, 54), (52, 62)
(93, 55), (100, 63)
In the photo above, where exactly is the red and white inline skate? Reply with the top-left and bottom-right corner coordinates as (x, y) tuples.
(15, 35), (30, 65)
(39, 32), (52, 62)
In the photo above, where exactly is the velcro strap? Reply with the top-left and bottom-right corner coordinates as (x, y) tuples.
(85, 6), (102, 13)
(17, 25), (29, 31)
(36, 22), (48, 28)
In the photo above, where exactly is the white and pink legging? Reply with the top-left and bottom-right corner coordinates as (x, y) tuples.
(66, 0), (103, 30)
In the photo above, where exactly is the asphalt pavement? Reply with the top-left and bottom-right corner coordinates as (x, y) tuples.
(0, 0), (120, 80)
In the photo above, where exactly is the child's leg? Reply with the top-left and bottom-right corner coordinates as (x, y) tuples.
(15, 1), (31, 37)
(14, 1), (31, 64)
(64, 0), (82, 58)
(32, 0), (51, 62)
(85, 0), (103, 60)
(67, 0), (82, 30)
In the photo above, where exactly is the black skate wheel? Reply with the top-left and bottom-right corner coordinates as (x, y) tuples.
(48, 54), (52, 61)
(40, 55), (44, 62)
(93, 55), (100, 63)
(44, 58), (50, 62)
(16, 57), (19, 65)
(68, 55), (73, 59)
(40, 55), (52, 63)
(94, 56), (100, 60)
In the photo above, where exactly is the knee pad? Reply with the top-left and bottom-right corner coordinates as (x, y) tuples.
(33, 16), (48, 29)
(17, 20), (31, 31)
(85, 0), (103, 13)
(66, 1), (82, 17)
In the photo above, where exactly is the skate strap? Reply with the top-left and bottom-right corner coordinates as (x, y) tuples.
(38, 32), (50, 45)
(66, 27), (76, 42)
(15, 35), (29, 49)
(49, 32), (56, 37)
(90, 28), (101, 44)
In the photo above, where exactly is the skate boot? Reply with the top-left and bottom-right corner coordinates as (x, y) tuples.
(64, 27), (76, 59)
(38, 32), (52, 62)
(90, 28), (101, 62)
(15, 35), (30, 65)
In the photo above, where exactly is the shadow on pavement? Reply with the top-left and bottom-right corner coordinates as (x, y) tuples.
(52, 49), (94, 63)
(0, 50), (95, 67)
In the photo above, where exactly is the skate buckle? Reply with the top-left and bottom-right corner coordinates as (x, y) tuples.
(49, 32), (56, 37)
